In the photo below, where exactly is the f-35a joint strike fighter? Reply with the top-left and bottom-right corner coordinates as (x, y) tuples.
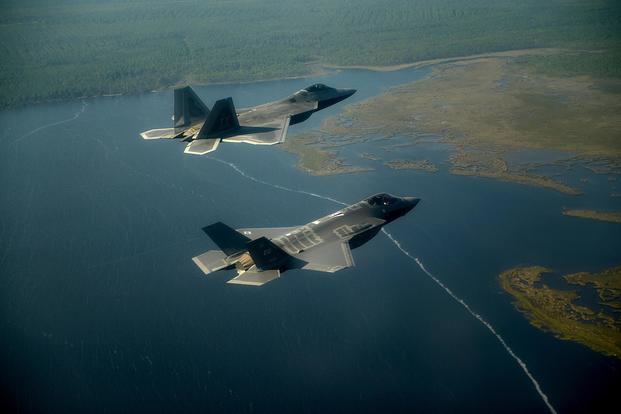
(140, 83), (356, 155)
(192, 194), (419, 286)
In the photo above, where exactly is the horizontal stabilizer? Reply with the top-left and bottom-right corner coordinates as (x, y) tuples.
(203, 222), (250, 256)
(227, 269), (280, 286)
(140, 128), (179, 140)
(184, 138), (220, 155)
(192, 250), (230, 275)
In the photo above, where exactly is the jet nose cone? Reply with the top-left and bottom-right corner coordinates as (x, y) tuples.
(336, 88), (356, 99)
(344, 88), (357, 98)
(402, 197), (420, 212)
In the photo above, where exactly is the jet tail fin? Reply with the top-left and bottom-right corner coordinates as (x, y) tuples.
(174, 86), (210, 131)
(246, 237), (291, 271)
(197, 97), (240, 138)
(202, 222), (250, 256)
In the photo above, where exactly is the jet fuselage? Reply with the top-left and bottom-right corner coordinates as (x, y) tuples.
(236, 83), (356, 126)
(268, 193), (419, 257)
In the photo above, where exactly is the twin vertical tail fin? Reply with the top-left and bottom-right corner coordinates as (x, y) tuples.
(196, 97), (240, 138)
(245, 237), (291, 271)
(196, 222), (293, 285)
(143, 86), (239, 148)
(202, 222), (250, 256)
(201, 222), (291, 270)
(194, 222), (250, 276)
(173, 86), (239, 135)
(173, 86), (210, 132)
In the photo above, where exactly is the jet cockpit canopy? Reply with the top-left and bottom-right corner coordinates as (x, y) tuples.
(366, 193), (398, 206)
(304, 83), (330, 92)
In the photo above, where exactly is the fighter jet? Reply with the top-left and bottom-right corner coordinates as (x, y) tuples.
(140, 83), (356, 155)
(192, 194), (419, 286)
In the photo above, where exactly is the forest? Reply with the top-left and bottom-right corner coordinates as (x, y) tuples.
(0, 0), (619, 108)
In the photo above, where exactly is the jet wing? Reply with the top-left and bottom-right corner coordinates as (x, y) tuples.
(227, 269), (280, 286)
(296, 242), (355, 273)
(222, 116), (290, 145)
(237, 226), (299, 240)
(184, 138), (221, 155)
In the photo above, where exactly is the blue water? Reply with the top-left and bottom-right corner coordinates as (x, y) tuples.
(1, 67), (620, 413)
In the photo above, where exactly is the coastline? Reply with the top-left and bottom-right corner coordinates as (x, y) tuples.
(284, 47), (621, 194)
(2, 68), (332, 112)
(2, 48), (562, 111)
(322, 47), (564, 72)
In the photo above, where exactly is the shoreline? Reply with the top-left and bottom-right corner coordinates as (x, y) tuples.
(322, 47), (564, 72)
(1, 48), (563, 111)
(283, 47), (621, 194)
(1, 68), (332, 112)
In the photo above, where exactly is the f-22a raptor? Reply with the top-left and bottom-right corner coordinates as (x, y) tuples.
(192, 194), (420, 286)
(140, 83), (356, 155)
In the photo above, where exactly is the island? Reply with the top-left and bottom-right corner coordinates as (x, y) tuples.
(280, 135), (373, 176)
(499, 266), (621, 360)
(384, 159), (438, 172)
(449, 152), (581, 195)
(360, 153), (381, 161)
(562, 209), (621, 224)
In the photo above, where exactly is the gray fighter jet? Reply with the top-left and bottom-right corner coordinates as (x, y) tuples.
(140, 83), (356, 155)
(192, 194), (419, 286)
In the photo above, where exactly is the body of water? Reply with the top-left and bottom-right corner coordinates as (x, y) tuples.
(1, 67), (620, 413)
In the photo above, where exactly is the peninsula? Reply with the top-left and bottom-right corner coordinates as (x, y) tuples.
(285, 48), (621, 192)
(499, 266), (621, 360)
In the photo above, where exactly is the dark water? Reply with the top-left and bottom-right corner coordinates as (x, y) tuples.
(1, 67), (620, 414)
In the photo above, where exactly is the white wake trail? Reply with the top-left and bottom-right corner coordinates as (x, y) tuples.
(13, 100), (88, 145)
(2, 101), (89, 272)
(207, 156), (348, 206)
(381, 229), (557, 414)
(211, 156), (557, 413)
